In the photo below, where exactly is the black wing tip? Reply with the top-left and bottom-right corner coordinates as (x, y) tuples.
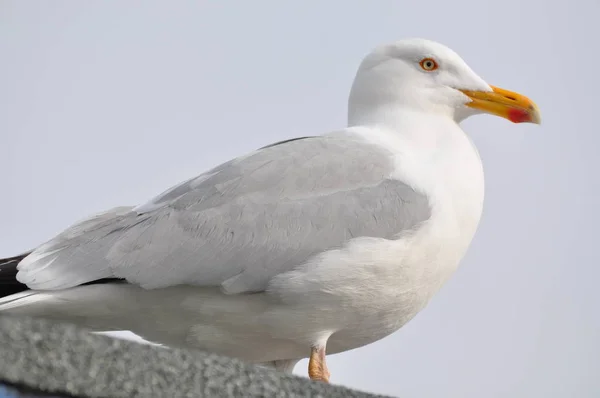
(0, 252), (31, 267)
(0, 252), (31, 297)
(0, 252), (126, 296)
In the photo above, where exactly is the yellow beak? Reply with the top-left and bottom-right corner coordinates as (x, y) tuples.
(460, 85), (541, 124)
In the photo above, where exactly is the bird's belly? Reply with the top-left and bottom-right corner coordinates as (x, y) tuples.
(181, 225), (476, 362)
(327, 238), (471, 353)
(266, 204), (481, 354)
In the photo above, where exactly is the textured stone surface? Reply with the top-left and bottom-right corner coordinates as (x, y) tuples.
(0, 315), (390, 398)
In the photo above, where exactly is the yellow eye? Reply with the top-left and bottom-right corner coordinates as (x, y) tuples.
(419, 58), (438, 71)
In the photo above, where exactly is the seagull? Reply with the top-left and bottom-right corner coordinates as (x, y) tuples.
(0, 38), (540, 382)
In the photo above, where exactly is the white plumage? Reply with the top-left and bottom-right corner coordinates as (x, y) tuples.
(0, 38), (540, 381)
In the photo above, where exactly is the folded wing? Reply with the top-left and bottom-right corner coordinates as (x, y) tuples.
(17, 135), (431, 294)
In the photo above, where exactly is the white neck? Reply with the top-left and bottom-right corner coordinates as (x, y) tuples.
(345, 106), (485, 249)
(347, 106), (466, 157)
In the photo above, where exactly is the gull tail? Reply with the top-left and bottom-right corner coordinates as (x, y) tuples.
(0, 251), (33, 298)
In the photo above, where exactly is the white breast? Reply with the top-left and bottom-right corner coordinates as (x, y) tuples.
(264, 120), (485, 354)
(357, 117), (485, 291)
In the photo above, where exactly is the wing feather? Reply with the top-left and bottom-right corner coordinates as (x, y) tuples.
(17, 134), (431, 293)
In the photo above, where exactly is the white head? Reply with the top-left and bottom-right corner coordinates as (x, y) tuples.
(348, 38), (540, 127)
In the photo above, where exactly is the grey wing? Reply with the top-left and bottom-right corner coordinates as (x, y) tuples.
(16, 135), (431, 293)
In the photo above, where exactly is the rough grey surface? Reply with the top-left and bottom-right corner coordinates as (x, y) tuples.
(0, 315), (390, 398)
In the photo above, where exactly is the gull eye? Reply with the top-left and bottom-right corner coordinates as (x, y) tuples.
(419, 58), (438, 71)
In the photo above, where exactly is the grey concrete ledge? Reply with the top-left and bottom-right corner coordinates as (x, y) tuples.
(0, 315), (391, 398)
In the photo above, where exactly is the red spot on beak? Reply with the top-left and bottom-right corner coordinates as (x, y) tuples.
(507, 108), (531, 123)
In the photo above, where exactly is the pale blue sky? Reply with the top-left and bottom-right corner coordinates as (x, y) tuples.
(1, 1), (598, 397)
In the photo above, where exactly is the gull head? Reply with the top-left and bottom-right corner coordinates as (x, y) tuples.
(348, 38), (541, 126)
